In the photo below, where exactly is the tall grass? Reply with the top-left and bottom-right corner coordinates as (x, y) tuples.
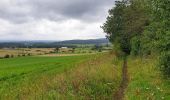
(0, 53), (122, 99)
(44, 53), (122, 99)
(125, 55), (170, 100)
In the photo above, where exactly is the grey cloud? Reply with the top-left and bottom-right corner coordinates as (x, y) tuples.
(0, 0), (114, 23)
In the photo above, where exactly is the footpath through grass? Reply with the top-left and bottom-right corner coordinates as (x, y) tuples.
(0, 53), (122, 99)
(1, 52), (168, 100)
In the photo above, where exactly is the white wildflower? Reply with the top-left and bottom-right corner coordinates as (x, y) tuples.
(151, 93), (154, 96)
(161, 97), (164, 99)
(157, 87), (160, 90)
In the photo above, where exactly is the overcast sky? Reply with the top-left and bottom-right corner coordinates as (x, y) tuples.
(0, 0), (115, 41)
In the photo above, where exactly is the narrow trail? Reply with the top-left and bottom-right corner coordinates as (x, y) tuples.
(113, 57), (129, 100)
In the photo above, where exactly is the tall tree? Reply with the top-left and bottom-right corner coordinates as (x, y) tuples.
(102, 0), (149, 55)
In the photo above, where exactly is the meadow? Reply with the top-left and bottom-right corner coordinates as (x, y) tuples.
(0, 49), (169, 100)
(0, 52), (122, 99)
(0, 46), (109, 58)
(125, 56), (170, 100)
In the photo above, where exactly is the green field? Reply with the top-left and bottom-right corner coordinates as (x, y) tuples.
(0, 55), (88, 79)
(0, 52), (169, 100)
(0, 53), (122, 99)
(0, 55), (91, 99)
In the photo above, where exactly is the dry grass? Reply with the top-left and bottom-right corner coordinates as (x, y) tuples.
(0, 48), (55, 57)
(46, 53), (121, 99)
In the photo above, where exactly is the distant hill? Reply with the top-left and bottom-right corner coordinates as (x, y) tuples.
(0, 38), (110, 48)
(55, 38), (109, 44)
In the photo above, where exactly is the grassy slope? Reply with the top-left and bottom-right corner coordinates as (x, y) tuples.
(125, 56), (170, 100)
(0, 53), (122, 99)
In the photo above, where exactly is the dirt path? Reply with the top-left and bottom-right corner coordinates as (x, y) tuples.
(113, 57), (129, 100)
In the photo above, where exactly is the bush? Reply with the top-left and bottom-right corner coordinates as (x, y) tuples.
(89, 51), (92, 53)
(27, 53), (31, 56)
(159, 51), (170, 78)
(4, 54), (10, 58)
(113, 43), (125, 58)
(131, 36), (141, 56)
(49, 51), (55, 53)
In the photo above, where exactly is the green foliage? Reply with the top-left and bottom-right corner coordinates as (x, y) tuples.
(102, 0), (149, 54)
(125, 56), (170, 99)
(159, 51), (170, 78)
(4, 54), (10, 58)
(141, 0), (170, 77)
(131, 36), (141, 56)
(113, 42), (124, 58)
(91, 45), (103, 52)
(101, 0), (128, 53)
(54, 47), (59, 53)
(103, 0), (169, 77)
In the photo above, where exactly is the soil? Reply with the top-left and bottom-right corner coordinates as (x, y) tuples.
(113, 57), (129, 100)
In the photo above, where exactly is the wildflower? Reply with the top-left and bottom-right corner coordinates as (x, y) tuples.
(146, 88), (149, 90)
(151, 93), (154, 96)
(107, 83), (112, 85)
(157, 87), (160, 90)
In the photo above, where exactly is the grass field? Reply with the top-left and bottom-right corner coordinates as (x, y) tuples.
(125, 56), (170, 100)
(0, 47), (107, 58)
(0, 51), (169, 100)
(0, 53), (122, 99)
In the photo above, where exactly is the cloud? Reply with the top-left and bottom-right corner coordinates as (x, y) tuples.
(0, 0), (115, 40)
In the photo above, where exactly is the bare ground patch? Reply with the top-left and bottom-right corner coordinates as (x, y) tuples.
(113, 57), (129, 100)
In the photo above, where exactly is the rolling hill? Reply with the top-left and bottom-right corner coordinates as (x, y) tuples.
(0, 38), (110, 48)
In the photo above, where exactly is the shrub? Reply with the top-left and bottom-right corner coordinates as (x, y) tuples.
(113, 43), (125, 58)
(82, 51), (86, 53)
(131, 36), (141, 56)
(49, 51), (55, 53)
(4, 54), (10, 58)
(159, 51), (170, 78)
(98, 49), (102, 52)
(28, 53), (31, 56)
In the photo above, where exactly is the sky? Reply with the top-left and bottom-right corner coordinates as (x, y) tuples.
(0, 0), (115, 41)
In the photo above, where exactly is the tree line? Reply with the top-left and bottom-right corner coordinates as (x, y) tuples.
(102, 0), (170, 78)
